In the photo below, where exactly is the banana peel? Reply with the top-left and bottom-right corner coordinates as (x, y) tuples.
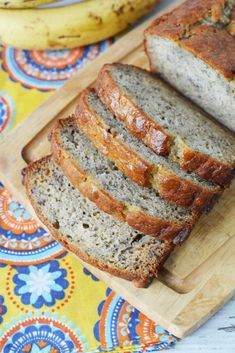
(0, 0), (58, 9)
(0, 0), (159, 50)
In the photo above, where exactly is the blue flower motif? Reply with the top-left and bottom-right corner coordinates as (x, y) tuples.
(2, 316), (81, 353)
(0, 295), (7, 324)
(13, 260), (69, 308)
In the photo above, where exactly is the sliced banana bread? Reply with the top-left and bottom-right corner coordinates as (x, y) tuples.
(144, 0), (235, 133)
(75, 88), (222, 214)
(50, 117), (196, 244)
(95, 63), (235, 187)
(23, 156), (173, 288)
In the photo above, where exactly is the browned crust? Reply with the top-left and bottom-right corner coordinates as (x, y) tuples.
(126, 211), (192, 245)
(228, 7), (235, 34)
(95, 64), (171, 156)
(50, 117), (194, 243)
(75, 88), (222, 214)
(100, 64), (235, 186)
(145, 0), (235, 79)
(180, 26), (235, 80)
(50, 118), (126, 222)
(96, 64), (234, 187)
(75, 88), (154, 187)
(23, 156), (173, 288)
(177, 143), (235, 187)
(155, 167), (222, 214)
(145, 0), (224, 39)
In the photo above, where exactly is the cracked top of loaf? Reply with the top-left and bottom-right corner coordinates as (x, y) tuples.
(145, 0), (235, 79)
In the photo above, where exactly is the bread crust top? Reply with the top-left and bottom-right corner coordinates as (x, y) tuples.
(145, 0), (235, 79)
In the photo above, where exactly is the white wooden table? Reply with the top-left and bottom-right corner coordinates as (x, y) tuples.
(174, 297), (235, 352)
(37, 1), (235, 351)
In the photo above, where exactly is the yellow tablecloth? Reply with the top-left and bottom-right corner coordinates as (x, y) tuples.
(0, 41), (176, 352)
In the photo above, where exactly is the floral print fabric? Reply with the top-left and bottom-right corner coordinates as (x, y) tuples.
(0, 41), (176, 352)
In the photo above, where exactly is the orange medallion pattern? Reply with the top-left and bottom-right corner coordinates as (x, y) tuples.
(94, 288), (176, 351)
(0, 37), (176, 352)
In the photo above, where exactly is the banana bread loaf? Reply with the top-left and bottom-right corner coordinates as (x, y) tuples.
(50, 117), (196, 244)
(96, 63), (235, 187)
(145, 0), (235, 133)
(75, 88), (222, 214)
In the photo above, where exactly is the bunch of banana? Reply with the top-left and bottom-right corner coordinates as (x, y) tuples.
(0, 0), (58, 9)
(0, 0), (159, 50)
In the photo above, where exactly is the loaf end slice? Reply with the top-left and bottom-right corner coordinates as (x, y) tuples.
(144, 0), (235, 134)
(96, 63), (235, 187)
(75, 88), (222, 214)
(23, 156), (173, 287)
(50, 117), (196, 244)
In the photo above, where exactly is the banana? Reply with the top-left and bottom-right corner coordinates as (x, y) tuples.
(0, 0), (159, 50)
(0, 0), (58, 9)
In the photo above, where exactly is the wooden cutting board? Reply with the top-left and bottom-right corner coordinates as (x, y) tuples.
(0, 0), (234, 338)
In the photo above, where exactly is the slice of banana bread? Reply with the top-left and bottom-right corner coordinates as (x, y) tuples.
(144, 0), (235, 132)
(23, 156), (173, 288)
(50, 117), (196, 244)
(75, 88), (222, 214)
(95, 63), (235, 187)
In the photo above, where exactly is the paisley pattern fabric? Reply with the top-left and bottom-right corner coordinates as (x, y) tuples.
(0, 38), (176, 351)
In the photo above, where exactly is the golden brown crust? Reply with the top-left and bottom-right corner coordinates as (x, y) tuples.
(50, 118), (126, 222)
(50, 117), (194, 243)
(96, 64), (234, 187)
(228, 7), (235, 33)
(126, 211), (191, 244)
(75, 89), (222, 214)
(75, 89), (154, 187)
(155, 167), (222, 214)
(177, 142), (235, 187)
(96, 64), (171, 156)
(145, 0), (235, 79)
(180, 26), (235, 80)
(145, 0), (225, 39)
(23, 156), (173, 288)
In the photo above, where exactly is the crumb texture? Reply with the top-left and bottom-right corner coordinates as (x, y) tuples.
(145, 0), (235, 132)
(88, 89), (219, 190)
(28, 157), (170, 280)
(110, 64), (235, 164)
(58, 119), (193, 224)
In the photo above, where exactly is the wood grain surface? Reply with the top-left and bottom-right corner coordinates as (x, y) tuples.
(174, 297), (235, 352)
